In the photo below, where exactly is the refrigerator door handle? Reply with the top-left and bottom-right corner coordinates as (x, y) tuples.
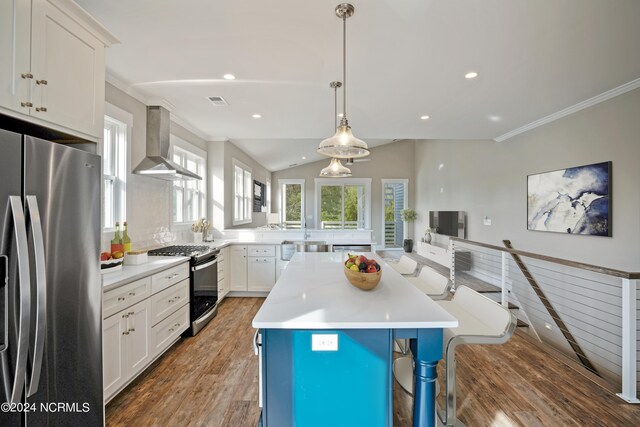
(0, 196), (31, 404)
(25, 196), (46, 397)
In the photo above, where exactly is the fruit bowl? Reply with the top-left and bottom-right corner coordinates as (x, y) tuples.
(344, 266), (381, 290)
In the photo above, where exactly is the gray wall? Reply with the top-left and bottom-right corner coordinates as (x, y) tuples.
(272, 140), (416, 244)
(104, 83), (208, 249)
(223, 140), (272, 229)
(414, 87), (640, 271)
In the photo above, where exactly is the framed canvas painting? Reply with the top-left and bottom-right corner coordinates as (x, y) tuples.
(527, 161), (611, 236)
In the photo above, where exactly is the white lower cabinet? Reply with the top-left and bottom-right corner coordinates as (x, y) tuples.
(248, 256), (276, 292)
(102, 298), (151, 399)
(103, 261), (189, 402)
(218, 247), (230, 300)
(230, 245), (248, 291)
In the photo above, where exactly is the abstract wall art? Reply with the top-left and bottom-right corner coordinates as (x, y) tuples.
(527, 161), (611, 236)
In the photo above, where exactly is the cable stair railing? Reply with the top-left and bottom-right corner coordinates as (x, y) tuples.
(449, 237), (640, 404)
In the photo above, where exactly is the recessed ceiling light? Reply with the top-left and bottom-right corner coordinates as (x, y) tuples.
(302, 156), (307, 160)
(465, 71), (479, 79)
(223, 74), (236, 80)
(252, 114), (261, 119)
(420, 115), (430, 120)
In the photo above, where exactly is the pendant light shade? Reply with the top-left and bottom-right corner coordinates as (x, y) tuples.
(317, 3), (369, 159)
(320, 158), (352, 177)
(317, 123), (369, 159)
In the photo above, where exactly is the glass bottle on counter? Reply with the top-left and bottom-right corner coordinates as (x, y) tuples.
(122, 221), (132, 253)
(111, 222), (123, 254)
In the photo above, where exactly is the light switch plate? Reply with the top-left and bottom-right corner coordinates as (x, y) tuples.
(483, 217), (492, 226)
(312, 334), (338, 351)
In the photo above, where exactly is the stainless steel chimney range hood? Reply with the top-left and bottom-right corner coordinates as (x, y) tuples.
(133, 106), (202, 181)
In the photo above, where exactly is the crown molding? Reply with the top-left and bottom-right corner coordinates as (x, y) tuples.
(49, 0), (120, 46)
(106, 72), (211, 141)
(495, 77), (640, 142)
(170, 114), (211, 141)
(105, 72), (149, 105)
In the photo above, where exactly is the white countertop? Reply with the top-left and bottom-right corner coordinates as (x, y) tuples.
(252, 252), (458, 330)
(102, 256), (190, 292)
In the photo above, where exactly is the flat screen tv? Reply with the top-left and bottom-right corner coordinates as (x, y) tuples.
(429, 211), (465, 238)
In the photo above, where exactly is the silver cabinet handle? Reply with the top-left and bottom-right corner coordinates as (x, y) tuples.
(35, 107), (47, 113)
(122, 330), (129, 336)
(122, 314), (129, 318)
(128, 311), (134, 316)
(21, 73), (33, 79)
(174, 323), (180, 327)
(129, 292), (135, 296)
(175, 295), (181, 300)
(20, 102), (33, 108)
(3, 197), (31, 404)
(168, 299), (175, 303)
(35, 79), (47, 85)
(128, 312), (135, 332)
(118, 297), (125, 301)
(25, 196), (46, 397)
(168, 328), (174, 332)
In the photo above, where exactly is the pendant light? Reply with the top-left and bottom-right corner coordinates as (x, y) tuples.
(320, 81), (352, 177)
(317, 3), (369, 159)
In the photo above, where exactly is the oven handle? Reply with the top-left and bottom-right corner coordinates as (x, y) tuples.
(192, 258), (218, 272)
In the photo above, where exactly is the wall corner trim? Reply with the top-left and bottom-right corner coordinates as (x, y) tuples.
(494, 77), (640, 143)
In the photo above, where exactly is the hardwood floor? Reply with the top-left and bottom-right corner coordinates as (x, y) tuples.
(106, 297), (263, 427)
(106, 297), (640, 427)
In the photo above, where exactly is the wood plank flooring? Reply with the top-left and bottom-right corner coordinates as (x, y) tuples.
(106, 297), (640, 427)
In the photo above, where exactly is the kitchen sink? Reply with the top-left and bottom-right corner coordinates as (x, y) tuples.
(281, 240), (330, 260)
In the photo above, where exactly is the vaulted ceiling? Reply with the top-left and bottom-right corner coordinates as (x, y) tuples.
(77, 0), (640, 171)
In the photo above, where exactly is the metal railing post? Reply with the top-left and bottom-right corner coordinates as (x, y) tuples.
(501, 251), (508, 307)
(449, 240), (456, 291)
(618, 278), (640, 403)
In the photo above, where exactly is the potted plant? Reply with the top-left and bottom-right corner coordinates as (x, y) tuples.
(401, 209), (418, 252)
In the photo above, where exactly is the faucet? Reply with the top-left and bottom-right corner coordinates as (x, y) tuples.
(303, 219), (311, 240)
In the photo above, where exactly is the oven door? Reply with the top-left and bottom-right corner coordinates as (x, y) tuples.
(191, 256), (218, 324)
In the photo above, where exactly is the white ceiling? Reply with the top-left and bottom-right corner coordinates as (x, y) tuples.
(77, 0), (640, 171)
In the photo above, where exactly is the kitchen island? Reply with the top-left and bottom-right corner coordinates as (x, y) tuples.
(252, 252), (458, 427)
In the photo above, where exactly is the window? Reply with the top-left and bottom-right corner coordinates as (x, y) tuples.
(382, 179), (408, 249)
(233, 159), (252, 225)
(279, 179), (304, 229)
(102, 105), (130, 231)
(172, 136), (207, 226)
(315, 178), (371, 230)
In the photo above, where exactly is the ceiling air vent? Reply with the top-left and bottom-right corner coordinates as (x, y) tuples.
(208, 96), (228, 107)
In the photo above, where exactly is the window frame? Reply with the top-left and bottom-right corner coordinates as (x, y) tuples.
(314, 178), (371, 230)
(381, 179), (409, 249)
(232, 158), (253, 226)
(279, 179), (305, 229)
(102, 103), (131, 232)
(170, 135), (207, 229)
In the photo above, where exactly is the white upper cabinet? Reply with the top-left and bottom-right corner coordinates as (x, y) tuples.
(0, 0), (32, 112)
(0, 0), (118, 141)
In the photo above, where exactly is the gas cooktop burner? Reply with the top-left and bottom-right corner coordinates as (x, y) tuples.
(148, 245), (213, 257)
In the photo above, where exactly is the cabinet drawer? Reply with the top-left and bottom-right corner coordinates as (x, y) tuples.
(150, 279), (190, 326)
(151, 304), (189, 357)
(103, 277), (151, 319)
(248, 245), (275, 257)
(151, 263), (189, 294)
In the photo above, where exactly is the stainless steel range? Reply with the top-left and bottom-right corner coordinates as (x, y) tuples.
(148, 245), (219, 336)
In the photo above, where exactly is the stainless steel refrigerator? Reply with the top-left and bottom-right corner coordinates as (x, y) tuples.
(1, 128), (103, 426)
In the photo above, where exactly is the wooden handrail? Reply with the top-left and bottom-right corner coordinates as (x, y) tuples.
(450, 237), (640, 280)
